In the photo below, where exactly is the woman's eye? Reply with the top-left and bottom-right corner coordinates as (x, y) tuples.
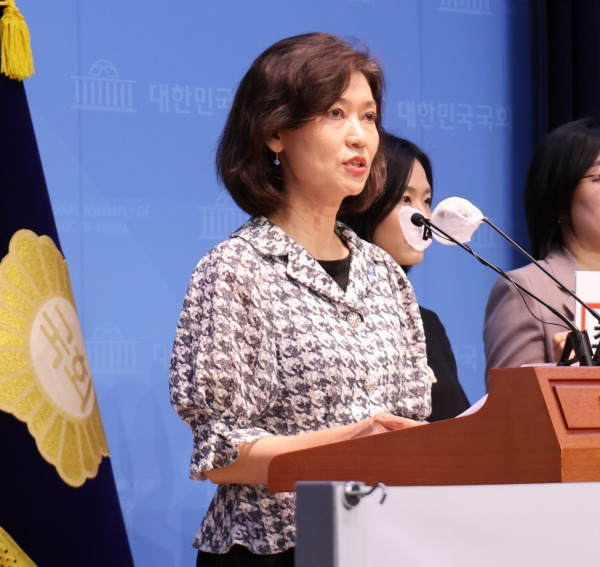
(364, 112), (377, 122)
(329, 109), (342, 118)
(402, 196), (411, 204)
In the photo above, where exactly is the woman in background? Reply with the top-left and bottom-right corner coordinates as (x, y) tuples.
(340, 132), (470, 421)
(483, 117), (600, 388)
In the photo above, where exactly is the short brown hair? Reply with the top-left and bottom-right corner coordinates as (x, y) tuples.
(216, 32), (387, 217)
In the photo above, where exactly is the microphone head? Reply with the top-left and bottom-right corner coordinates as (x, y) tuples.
(398, 206), (432, 252)
(410, 212), (426, 226)
(430, 196), (484, 245)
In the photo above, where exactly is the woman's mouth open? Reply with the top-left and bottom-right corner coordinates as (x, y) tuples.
(344, 156), (367, 175)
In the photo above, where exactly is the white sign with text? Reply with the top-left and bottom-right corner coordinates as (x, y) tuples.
(575, 271), (600, 353)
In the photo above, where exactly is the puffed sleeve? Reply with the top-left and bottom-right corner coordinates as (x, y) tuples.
(169, 242), (278, 480)
(483, 273), (547, 389)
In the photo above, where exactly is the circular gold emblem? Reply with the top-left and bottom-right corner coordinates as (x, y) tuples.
(0, 229), (108, 487)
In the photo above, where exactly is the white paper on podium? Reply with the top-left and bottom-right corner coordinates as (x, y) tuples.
(455, 393), (487, 417)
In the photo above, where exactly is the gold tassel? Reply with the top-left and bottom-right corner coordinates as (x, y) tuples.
(0, 0), (34, 81)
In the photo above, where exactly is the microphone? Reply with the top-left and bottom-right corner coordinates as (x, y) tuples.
(399, 206), (432, 251)
(429, 197), (600, 364)
(410, 210), (596, 366)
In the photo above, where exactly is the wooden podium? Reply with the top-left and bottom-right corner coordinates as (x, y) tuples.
(268, 365), (600, 492)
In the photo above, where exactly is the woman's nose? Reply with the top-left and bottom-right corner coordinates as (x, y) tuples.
(346, 118), (366, 147)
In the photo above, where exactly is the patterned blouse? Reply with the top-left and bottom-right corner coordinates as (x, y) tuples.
(169, 216), (431, 555)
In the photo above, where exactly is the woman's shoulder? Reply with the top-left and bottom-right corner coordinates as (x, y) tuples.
(418, 305), (444, 327)
(197, 216), (280, 266)
(197, 235), (256, 272)
(501, 261), (541, 285)
(186, 220), (267, 286)
(496, 246), (576, 290)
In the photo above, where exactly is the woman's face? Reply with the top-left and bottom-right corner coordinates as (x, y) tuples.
(270, 71), (380, 211)
(563, 153), (600, 258)
(372, 159), (432, 266)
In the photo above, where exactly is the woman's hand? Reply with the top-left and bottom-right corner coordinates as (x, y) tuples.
(352, 412), (425, 438)
(552, 330), (571, 361)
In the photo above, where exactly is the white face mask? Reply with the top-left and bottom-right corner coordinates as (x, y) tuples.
(398, 205), (433, 252)
(430, 197), (484, 245)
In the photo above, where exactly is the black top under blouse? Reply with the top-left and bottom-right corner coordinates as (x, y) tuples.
(317, 255), (351, 291)
(419, 305), (470, 421)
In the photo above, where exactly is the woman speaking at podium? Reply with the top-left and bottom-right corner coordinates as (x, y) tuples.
(483, 117), (600, 388)
(169, 32), (432, 566)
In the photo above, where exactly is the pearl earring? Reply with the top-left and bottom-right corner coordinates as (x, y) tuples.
(274, 153), (280, 166)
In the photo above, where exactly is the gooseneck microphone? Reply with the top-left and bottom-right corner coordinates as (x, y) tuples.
(428, 197), (600, 364)
(410, 212), (596, 366)
(481, 217), (600, 330)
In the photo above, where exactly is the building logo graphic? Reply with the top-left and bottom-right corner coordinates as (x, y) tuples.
(72, 60), (136, 112)
(438, 0), (492, 14)
(87, 322), (139, 375)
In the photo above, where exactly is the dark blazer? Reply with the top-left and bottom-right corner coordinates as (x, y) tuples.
(419, 306), (470, 421)
(483, 247), (579, 389)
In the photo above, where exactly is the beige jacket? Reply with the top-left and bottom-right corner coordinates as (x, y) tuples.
(483, 247), (580, 388)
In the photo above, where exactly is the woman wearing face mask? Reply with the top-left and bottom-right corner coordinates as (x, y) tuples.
(340, 132), (470, 421)
(170, 34), (432, 567)
(484, 117), (600, 389)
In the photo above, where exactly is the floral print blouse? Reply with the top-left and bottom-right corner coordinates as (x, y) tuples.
(169, 216), (431, 554)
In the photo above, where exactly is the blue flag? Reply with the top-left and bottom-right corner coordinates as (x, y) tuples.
(0, 15), (134, 567)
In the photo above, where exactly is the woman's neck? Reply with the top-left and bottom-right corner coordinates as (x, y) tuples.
(572, 250), (600, 271)
(564, 240), (600, 270)
(268, 207), (349, 261)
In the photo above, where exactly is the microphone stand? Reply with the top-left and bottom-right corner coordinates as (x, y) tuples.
(412, 213), (595, 367)
(481, 218), (600, 364)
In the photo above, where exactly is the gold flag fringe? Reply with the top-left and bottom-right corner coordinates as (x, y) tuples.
(0, 0), (34, 81)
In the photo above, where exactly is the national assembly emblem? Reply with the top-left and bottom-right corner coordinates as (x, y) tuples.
(0, 229), (109, 487)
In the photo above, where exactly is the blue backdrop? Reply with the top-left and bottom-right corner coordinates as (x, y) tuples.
(21, 1), (533, 565)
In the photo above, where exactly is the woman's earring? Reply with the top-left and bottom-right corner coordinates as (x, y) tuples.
(274, 153), (280, 166)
